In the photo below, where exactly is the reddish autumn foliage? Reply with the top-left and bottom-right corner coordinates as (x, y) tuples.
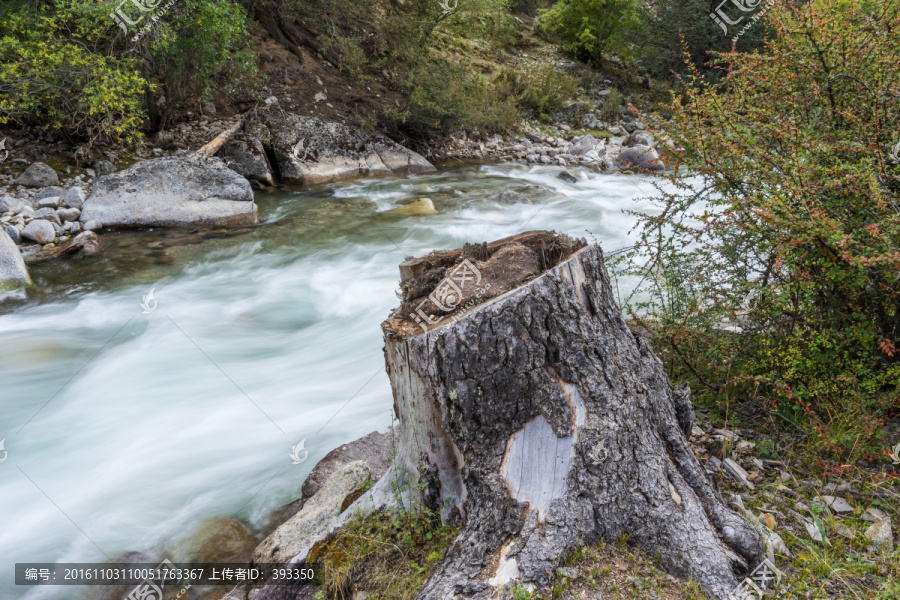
(619, 0), (900, 460)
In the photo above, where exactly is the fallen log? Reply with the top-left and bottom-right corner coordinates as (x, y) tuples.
(196, 117), (244, 157)
(377, 231), (762, 599)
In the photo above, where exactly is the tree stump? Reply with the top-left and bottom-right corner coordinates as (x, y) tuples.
(380, 231), (763, 599)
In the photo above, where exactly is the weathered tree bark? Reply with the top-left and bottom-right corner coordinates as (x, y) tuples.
(380, 231), (763, 599)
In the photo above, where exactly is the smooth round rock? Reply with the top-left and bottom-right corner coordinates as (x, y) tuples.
(5, 225), (21, 244)
(22, 220), (56, 244)
(57, 208), (81, 222)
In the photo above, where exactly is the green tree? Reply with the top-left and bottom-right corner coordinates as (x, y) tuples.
(638, 0), (769, 76)
(136, 0), (261, 129)
(538, 0), (642, 65)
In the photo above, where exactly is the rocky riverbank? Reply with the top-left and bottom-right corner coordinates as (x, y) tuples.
(0, 91), (667, 293)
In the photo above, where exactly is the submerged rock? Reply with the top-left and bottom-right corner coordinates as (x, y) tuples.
(496, 190), (531, 205)
(39, 231), (101, 260)
(80, 155), (258, 228)
(388, 198), (437, 216)
(0, 228), (30, 289)
(172, 517), (257, 564)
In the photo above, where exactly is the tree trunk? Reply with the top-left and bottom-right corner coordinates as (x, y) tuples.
(380, 231), (763, 600)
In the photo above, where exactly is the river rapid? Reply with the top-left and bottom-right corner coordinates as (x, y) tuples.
(0, 163), (663, 599)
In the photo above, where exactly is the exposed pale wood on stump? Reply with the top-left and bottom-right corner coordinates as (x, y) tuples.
(379, 231), (762, 600)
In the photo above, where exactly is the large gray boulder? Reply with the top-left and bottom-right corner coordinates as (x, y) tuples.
(80, 155), (258, 228)
(16, 162), (59, 187)
(616, 144), (665, 171)
(0, 229), (30, 290)
(259, 111), (435, 185)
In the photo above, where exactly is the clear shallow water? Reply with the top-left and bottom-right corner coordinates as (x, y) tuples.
(0, 163), (662, 599)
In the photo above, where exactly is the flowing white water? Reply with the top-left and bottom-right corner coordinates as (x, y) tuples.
(0, 163), (663, 599)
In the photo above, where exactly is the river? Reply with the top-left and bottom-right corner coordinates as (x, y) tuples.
(0, 163), (662, 599)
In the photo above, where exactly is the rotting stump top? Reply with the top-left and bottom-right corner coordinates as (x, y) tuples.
(383, 230), (587, 337)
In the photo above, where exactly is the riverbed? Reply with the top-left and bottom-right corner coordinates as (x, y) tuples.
(0, 163), (663, 599)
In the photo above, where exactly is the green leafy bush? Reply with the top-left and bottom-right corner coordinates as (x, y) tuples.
(0, 0), (258, 142)
(538, 0), (642, 65)
(396, 57), (520, 137)
(134, 0), (261, 129)
(617, 0), (900, 461)
(0, 0), (147, 145)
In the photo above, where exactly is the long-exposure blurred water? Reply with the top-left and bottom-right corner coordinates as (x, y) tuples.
(0, 163), (663, 599)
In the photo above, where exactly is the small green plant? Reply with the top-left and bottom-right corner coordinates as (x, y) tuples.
(503, 62), (579, 116)
(598, 88), (622, 124)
